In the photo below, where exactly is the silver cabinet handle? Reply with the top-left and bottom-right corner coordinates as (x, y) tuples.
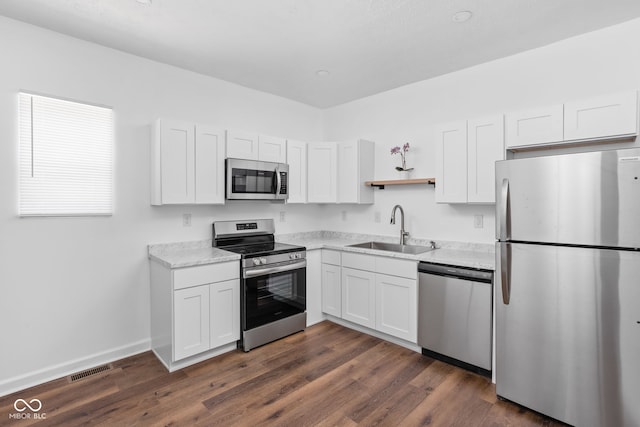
(500, 242), (511, 305)
(244, 260), (306, 278)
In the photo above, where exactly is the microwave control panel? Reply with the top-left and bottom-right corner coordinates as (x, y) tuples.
(279, 171), (288, 194)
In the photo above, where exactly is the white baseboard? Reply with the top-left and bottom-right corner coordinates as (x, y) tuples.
(0, 339), (150, 398)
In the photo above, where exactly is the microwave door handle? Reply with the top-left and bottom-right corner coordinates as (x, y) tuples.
(275, 166), (282, 196)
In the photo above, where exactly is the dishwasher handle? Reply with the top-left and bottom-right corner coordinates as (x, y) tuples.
(418, 262), (493, 283)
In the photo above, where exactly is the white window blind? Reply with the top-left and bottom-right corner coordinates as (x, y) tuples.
(18, 92), (114, 216)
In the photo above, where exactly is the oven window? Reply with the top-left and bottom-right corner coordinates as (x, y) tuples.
(232, 168), (275, 194)
(244, 267), (306, 330)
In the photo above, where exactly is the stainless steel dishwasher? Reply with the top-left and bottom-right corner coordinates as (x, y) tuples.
(418, 262), (493, 376)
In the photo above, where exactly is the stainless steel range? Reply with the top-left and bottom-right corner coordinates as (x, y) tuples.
(213, 219), (306, 352)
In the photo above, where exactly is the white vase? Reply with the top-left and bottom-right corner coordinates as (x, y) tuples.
(397, 169), (412, 180)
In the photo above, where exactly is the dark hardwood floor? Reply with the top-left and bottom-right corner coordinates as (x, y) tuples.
(1, 321), (566, 426)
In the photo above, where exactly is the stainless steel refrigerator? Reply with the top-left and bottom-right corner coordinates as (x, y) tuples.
(495, 148), (640, 427)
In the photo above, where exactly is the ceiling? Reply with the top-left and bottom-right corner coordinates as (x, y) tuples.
(2, 0), (640, 108)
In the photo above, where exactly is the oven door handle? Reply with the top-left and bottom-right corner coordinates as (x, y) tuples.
(244, 260), (307, 278)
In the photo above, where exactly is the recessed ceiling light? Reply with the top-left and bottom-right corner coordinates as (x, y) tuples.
(316, 70), (330, 77)
(452, 10), (473, 23)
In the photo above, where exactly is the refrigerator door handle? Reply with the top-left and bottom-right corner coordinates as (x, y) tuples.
(499, 178), (511, 241)
(500, 242), (511, 305)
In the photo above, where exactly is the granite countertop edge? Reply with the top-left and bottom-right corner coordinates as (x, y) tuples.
(148, 231), (495, 270)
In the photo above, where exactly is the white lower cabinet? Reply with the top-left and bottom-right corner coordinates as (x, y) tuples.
(150, 261), (240, 371)
(375, 274), (417, 342)
(321, 250), (418, 344)
(305, 250), (324, 326)
(341, 267), (376, 329)
(209, 279), (240, 349)
(321, 250), (342, 317)
(174, 285), (210, 360)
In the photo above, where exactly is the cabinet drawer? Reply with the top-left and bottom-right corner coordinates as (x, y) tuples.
(375, 257), (417, 279)
(173, 262), (239, 290)
(321, 249), (341, 266)
(342, 252), (376, 271)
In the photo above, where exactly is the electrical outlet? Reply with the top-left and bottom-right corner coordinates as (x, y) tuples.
(279, 211), (286, 222)
(182, 213), (192, 227)
(341, 210), (347, 221)
(374, 211), (381, 223)
(473, 214), (483, 229)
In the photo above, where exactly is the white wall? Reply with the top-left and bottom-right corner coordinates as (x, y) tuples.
(321, 17), (640, 243)
(0, 16), (324, 394)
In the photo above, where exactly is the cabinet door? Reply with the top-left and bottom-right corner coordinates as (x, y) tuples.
(337, 140), (358, 203)
(341, 267), (376, 328)
(505, 105), (563, 148)
(305, 250), (324, 326)
(258, 135), (287, 163)
(375, 274), (417, 343)
(159, 120), (195, 204)
(307, 142), (337, 203)
(209, 279), (240, 348)
(321, 263), (341, 317)
(286, 140), (307, 204)
(435, 121), (468, 203)
(174, 285), (210, 360)
(467, 115), (504, 204)
(564, 92), (638, 141)
(226, 129), (259, 160)
(195, 125), (226, 204)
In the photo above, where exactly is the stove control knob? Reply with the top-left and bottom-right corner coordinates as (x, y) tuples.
(289, 253), (295, 260)
(253, 258), (262, 266)
(260, 257), (267, 265)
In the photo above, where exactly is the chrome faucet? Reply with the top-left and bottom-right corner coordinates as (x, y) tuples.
(390, 204), (409, 245)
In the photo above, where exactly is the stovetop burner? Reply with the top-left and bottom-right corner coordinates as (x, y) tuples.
(212, 219), (305, 259)
(223, 241), (304, 257)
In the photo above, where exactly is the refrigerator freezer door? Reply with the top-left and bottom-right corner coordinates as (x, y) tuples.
(496, 242), (640, 427)
(495, 148), (640, 248)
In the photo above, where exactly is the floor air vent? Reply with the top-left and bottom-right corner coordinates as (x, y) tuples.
(68, 363), (113, 382)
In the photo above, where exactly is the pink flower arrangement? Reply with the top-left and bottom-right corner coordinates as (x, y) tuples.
(390, 142), (413, 171)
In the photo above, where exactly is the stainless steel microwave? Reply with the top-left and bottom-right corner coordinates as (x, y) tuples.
(226, 158), (289, 201)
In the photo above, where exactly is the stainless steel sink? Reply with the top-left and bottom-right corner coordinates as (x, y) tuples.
(347, 241), (435, 255)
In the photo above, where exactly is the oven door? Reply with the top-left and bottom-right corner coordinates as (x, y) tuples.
(226, 158), (289, 200)
(242, 260), (306, 330)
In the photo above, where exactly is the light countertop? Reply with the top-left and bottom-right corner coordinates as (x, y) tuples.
(149, 231), (494, 270)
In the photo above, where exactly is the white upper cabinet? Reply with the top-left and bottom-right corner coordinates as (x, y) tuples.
(435, 121), (468, 204)
(258, 135), (287, 163)
(226, 130), (287, 162)
(195, 125), (226, 204)
(435, 116), (504, 204)
(307, 140), (375, 204)
(506, 91), (638, 149)
(286, 139), (307, 204)
(564, 92), (638, 141)
(151, 119), (225, 205)
(307, 142), (338, 203)
(226, 129), (259, 160)
(505, 105), (564, 148)
(467, 115), (505, 203)
(337, 139), (374, 204)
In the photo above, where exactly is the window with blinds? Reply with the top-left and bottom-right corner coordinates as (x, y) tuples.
(18, 92), (114, 216)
